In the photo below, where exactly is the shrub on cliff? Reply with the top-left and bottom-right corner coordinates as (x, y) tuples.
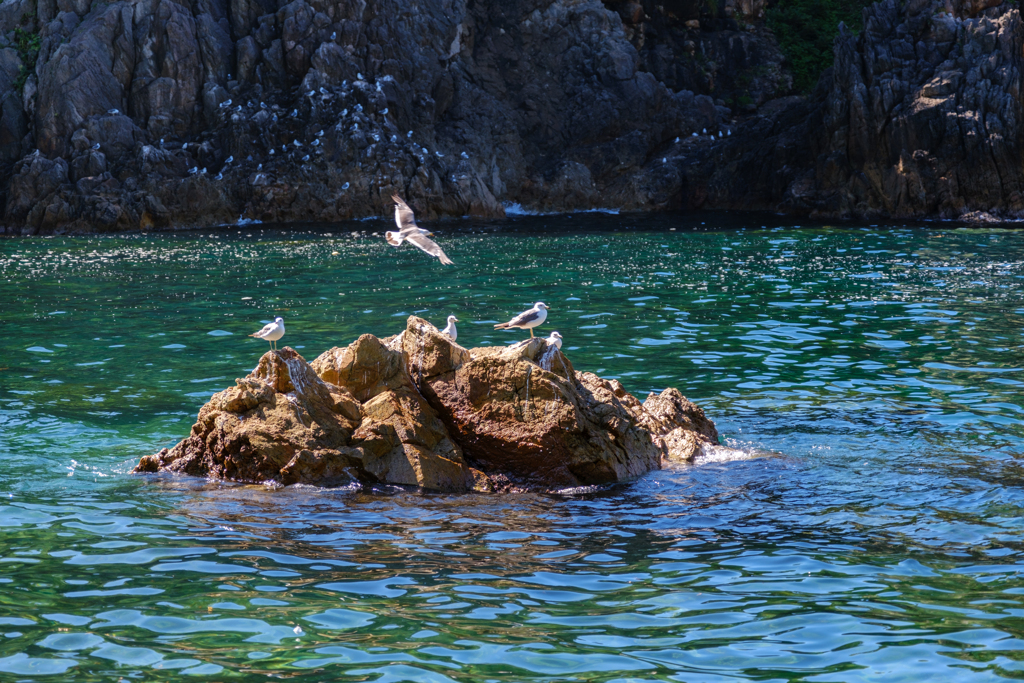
(767, 0), (871, 92)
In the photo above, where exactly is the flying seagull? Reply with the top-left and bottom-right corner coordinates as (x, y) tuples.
(441, 315), (458, 341)
(385, 194), (454, 265)
(250, 317), (285, 350)
(495, 302), (548, 338)
(546, 331), (562, 349)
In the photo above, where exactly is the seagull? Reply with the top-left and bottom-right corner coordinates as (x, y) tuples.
(331, 31), (337, 40)
(107, 108), (120, 114)
(92, 143), (100, 150)
(494, 302), (548, 338)
(703, 128), (707, 133)
(546, 331), (562, 349)
(441, 315), (458, 341)
(385, 194), (454, 265)
(250, 317), (285, 351)
(225, 156), (233, 163)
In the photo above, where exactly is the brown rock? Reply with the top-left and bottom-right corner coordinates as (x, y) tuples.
(136, 318), (720, 492)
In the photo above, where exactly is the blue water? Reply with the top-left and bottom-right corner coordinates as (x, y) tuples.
(3, 214), (1024, 680)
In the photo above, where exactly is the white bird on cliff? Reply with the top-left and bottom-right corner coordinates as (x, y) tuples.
(318, 129), (324, 136)
(441, 315), (458, 341)
(331, 31), (337, 40)
(385, 194), (454, 265)
(225, 156), (233, 163)
(703, 128), (707, 133)
(108, 108), (119, 114)
(92, 143), (100, 150)
(495, 302), (548, 339)
(546, 331), (562, 349)
(692, 132), (697, 137)
(250, 317), (285, 351)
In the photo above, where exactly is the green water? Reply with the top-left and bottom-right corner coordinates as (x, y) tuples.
(3, 214), (1024, 681)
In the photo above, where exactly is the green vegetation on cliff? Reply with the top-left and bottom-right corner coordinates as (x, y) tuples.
(767, 0), (871, 92)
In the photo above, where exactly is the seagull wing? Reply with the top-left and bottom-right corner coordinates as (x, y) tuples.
(250, 322), (275, 338)
(496, 308), (539, 329)
(405, 231), (454, 265)
(392, 194), (419, 231)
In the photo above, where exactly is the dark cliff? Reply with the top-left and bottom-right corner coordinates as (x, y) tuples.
(0, 0), (1018, 234)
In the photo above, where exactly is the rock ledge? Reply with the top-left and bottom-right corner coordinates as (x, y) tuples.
(135, 317), (718, 491)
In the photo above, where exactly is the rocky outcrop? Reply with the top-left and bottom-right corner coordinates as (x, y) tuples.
(136, 316), (719, 491)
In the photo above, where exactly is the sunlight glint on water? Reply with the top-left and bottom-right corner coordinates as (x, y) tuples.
(2, 215), (1024, 681)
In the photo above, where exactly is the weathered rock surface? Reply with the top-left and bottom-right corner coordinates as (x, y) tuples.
(136, 316), (719, 491)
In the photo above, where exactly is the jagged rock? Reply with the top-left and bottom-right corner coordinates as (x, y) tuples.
(136, 347), (366, 485)
(136, 317), (719, 492)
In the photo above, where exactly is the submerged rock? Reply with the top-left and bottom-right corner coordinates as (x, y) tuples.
(136, 317), (719, 492)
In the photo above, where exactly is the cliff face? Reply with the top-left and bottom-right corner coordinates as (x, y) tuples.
(1, 0), (1020, 233)
(686, 0), (1024, 221)
(0, 0), (768, 233)
(136, 317), (720, 491)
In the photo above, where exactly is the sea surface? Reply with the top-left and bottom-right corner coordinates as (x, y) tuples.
(2, 213), (1024, 681)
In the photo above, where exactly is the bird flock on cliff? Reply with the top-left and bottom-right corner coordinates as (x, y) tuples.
(251, 195), (561, 352)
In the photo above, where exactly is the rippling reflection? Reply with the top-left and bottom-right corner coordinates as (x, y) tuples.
(3, 215), (1024, 680)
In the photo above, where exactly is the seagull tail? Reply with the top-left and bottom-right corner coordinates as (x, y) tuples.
(494, 323), (510, 330)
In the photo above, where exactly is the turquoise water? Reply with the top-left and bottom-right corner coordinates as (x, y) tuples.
(3, 214), (1024, 680)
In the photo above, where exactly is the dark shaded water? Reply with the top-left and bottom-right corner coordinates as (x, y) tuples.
(3, 214), (1024, 680)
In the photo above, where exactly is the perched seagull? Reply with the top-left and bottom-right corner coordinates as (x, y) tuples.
(107, 108), (120, 114)
(250, 317), (285, 350)
(494, 302), (548, 339)
(441, 315), (458, 341)
(385, 194), (454, 265)
(546, 331), (563, 349)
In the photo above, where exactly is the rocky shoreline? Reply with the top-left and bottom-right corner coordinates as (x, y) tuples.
(134, 316), (720, 491)
(1, 0), (1018, 234)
